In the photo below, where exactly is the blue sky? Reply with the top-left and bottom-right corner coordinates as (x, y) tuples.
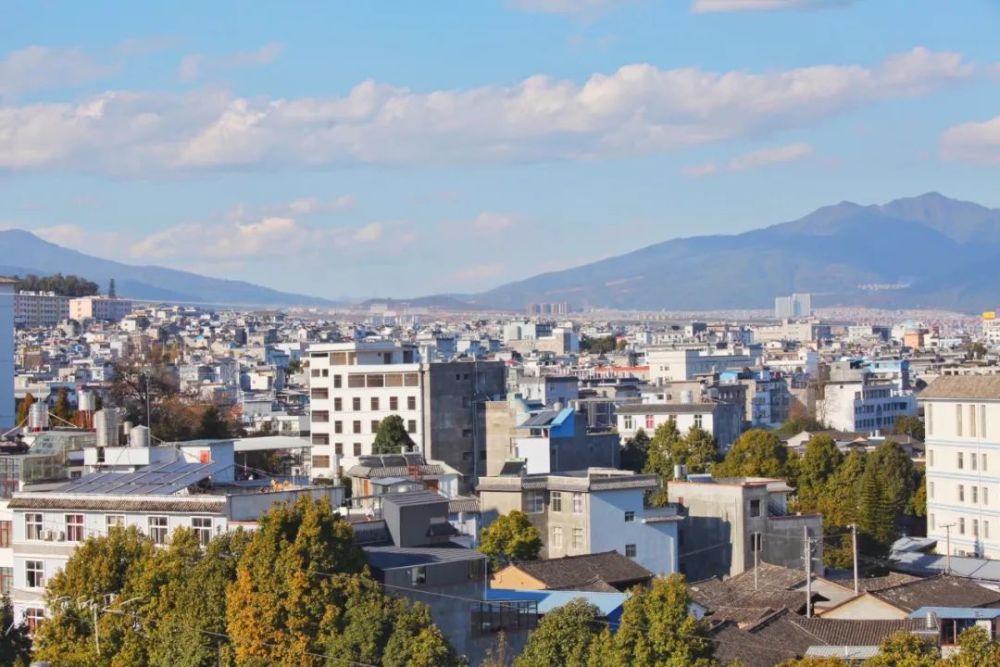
(1, 0), (999, 299)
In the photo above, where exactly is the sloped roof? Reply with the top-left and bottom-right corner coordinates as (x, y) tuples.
(690, 562), (808, 610)
(750, 611), (933, 655)
(920, 375), (1000, 401)
(872, 574), (1000, 612)
(506, 551), (653, 590)
(711, 622), (799, 667)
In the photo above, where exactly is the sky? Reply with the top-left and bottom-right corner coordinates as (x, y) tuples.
(1, 0), (999, 300)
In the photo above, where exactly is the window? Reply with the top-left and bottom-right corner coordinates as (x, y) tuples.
(353, 420), (362, 434)
(311, 388), (329, 400)
(0, 567), (10, 595)
(526, 492), (544, 513)
(982, 406), (988, 439)
(334, 398), (342, 411)
(985, 487), (990, 506)
(66, 514), (84, 542)
(348, 375), (365, 388)
(625, 544), (637, 558)
(0, 521), (9, 548)
(25, 513), (42, 540)
(371, 420), (380, 433)
(352, 397), (361, 411)
(312, 455), (330, 469)
(929, 482), (935, 499)
(411, 566), (427, 586)
(353, 443), (362, 456)
(390, 397), (398, 411)
(749, 499), (761, 517)
(25, 560), (44, 588)
(645, 414), (655, 429)
(106, 515), (125, 531)
(958, 452), (964, 470)
(468, 559), (486, 581)
(970, 405), (978, 438)
(192, 517), (212, 546)
(959, 485), (965, 502)
(573, 493), (583, 514)
(694, 414), (703, 429)
(312, 410), (329, 423)
(312, 433), (330, 445)
(973, 487), (979, 504)
(973, 452), (978, 470)
(149, 516), (169, 545)
(960, 517), (966, 535)
(929, 449), (934, 467)
(957, 404), (964, 437)
(551, 491), (562, 512)
(572, 528), (584, 549)
(624, 511), (636, 523)
(334, 420), (343, 434)
(974, 519), (980, 538)
(987, 521), (991, 540)
(333, 375), (342, 388)
(407, 396), (417, 410)
(408, 420), (417, 434)
(335, 443), (344, 456)
(927, 404), (933, 436)
(371, 397), (380, 411)
(984, 454), (989, 471)
(930, 513), (935, 531)
(623, 415), (634, 430)
(551, 526), (563, 548)
(24, 607), (44, 634)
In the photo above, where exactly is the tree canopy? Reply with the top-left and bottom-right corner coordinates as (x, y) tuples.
(514, 599), (603, 667)
(10, 272), (99, 297)
(643, 422), (719, 507)
(479, 510), (543, 568)
(713, 429), (788, 479)
(372, 414), (416, 454)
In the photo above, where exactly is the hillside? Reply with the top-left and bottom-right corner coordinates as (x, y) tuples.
(0, 231), (332, 306)
(466, 193), (1000, 312)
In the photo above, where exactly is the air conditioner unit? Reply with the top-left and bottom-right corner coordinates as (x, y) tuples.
(42, 529), (53, 541)
(57, 531), (66, 542)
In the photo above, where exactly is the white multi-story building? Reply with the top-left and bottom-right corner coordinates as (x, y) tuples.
(922, 376), (1000, 559)
(307, 341), (424, 480)
(817, 380), (916, 435)
(647, 346), (758, 384)
(0, 280), (12, 431)
(68, 296), (133, 323)
(13, 292), (70, 328)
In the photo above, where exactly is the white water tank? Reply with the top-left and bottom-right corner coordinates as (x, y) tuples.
(129, 425), (150, 449)
(77, 390), (95, 413)
(28, 402), (49, 431)
(680, 390), (694, 404)
(94, 409), (120, 448)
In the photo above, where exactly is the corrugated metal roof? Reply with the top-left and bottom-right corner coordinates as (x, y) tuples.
(54, 460), (231, 496)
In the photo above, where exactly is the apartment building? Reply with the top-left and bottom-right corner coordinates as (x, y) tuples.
(68, 296), (133, 323)
(922, 376), (1000, 559)
(647, 346), (759, 384)
(307, 341), (505, 485)
(14, 292), (70, 328)
(667, 474), (823, 582)
(818, 379), (916, 435)
(477, 468), (680, 576)
(615, 400), (742, 452)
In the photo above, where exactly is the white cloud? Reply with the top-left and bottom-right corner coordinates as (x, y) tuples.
(507, 0), (624, 15)
(352, 222), (383, 243)
(0, 47), (972, 172)
(286, 195), (355, 215)
(941, 116), (1000, 166)
(450, 262), (507, 284)
(0, 46), (118, 98)
(681, 163), (718, 178)
(727, 142), (813, 170)
(29, 224), (125, 258)
(691, 0), (852, 12)
(471, 211), (515, 235)
(178, 42), (283, 82)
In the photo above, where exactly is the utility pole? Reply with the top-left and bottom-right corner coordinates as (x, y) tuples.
(942, 523), (956, 575)
(92, 602), (100, 655)
(804, 525), (812, 618)
(753, 531), (760, 591)
(850, 523), (859, 595)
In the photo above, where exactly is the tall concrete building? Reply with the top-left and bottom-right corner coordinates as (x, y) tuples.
(774, 293), (812, 320)
(307, 341), (505, 487)
(69, 296), (133, 323)
(921, 376), (1000, 559)
(14, 292), (70, 328)
(0, 280), (12, 430)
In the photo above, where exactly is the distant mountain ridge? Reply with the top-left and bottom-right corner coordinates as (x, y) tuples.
(459, 192), (1000, 312)
(0, 230), (332, 306)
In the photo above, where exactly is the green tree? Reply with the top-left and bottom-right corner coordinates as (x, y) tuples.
(674, 427), (719, 474)
(775, 415), (824, 438)
(816, 449), (866, 568)
(795, 435), (843, 510)
(371, 414), (416, 454)
(643, 420), (683, 506)
(893, 415), (925, 441)
(108, 278), (117, 298)
(197, 405), (232, 439)
(225, 494), (367, 665)
(864, 630), (937, 667)
(713, 429), (788, 479)
(777, 658), (848, 667)
(611, 574), (715, 667)
(621, 428), (650, 474)
(939, 626), (1000, 666)
(868, 440), (915, 523)
(479, 510), (542, 569)
(0, 595), (31, 667)
(53, 386), (74, 423)
(858, 461), (896, 557)
(514, 599), (603, 667)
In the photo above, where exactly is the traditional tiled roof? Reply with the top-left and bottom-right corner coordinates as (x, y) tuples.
(919, 375), (1000, 401)
(690, 562), (808, 610)
(750, 611), (933, 655)
(872, 574), (1000, 612)
(711, 621), (799, 667)
(504, 551), (653, 591)
(447, 496), (480, 514)
(347, 464), (446, 479)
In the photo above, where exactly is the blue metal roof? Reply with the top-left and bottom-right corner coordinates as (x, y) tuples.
(486, 588), (627, 617)
(910, 607), (1000, 620)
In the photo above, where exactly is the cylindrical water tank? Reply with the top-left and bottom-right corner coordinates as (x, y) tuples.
(130, 425), (150, 449)
(680, 390), (694, 404)
(28, 402), (49, 431)
(77, 390), (94, 413)
(94, 409), (120, 448)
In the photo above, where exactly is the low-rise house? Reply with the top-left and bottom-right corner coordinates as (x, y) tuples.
(478, 468), (680, 576)
(491, 551), (653, 592)
(616, 400), (742, 452)
(817, 574), (1000, 620)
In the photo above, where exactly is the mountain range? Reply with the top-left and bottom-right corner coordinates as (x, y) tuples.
(460, 192), (1000, 312)
(0, 230), (330, 306)
(3, 192), (999, 311)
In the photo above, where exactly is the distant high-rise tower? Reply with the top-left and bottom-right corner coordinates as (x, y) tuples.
(774, 293), (812, 320)
(0, 279), (14, 430)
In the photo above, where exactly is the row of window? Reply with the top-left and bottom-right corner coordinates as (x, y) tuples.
(551, 526), (585, 549)
(22, 514), (214, 546)
(930, 482), (992, 506)
(315, 395), (419, 413)
(926, 403), (988, 439)
(527, 491), (584, 514)
(311, 418), (418, 435)
(312, 443), (363, 457)
(928, 450), (989, 472)
(622, 414), (704, 430)
(930, 513), (991, 539)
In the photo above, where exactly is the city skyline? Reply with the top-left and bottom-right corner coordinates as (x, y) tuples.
(1, 1), (999, 298)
